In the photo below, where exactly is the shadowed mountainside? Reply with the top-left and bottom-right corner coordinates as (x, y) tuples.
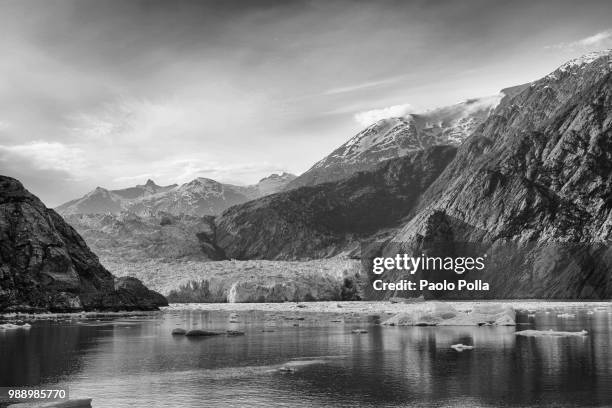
(214, 146), (457, 260)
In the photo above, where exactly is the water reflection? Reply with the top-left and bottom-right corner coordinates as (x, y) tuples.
(1, 309), (611, 407)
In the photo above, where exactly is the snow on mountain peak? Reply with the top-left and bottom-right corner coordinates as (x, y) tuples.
(546, 49), (612, 80)
(558, 49), (611, 71)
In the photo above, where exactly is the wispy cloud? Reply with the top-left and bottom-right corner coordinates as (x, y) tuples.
(353, 104), (413, 127)
(70, 97), (194, 145)
(0, 141), (87, 174)
(323, 75), (408, 96)
(546, 29), (612, 50)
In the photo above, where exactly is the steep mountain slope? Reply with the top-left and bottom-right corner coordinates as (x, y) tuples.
(0, 176), (167, 312)
(214, 146), (457, 260)
(285, 96), (500, 190)
(57, 173), (295, 217)
(375, 49), (612, 299)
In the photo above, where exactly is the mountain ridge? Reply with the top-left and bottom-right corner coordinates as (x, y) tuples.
(284, 94), (502, 190)
(56, 172), (297, 217)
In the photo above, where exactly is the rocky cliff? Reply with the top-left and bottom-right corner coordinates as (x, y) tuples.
(0, 176), (167, 312)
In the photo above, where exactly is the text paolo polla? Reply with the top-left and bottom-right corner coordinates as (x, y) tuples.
(370, 254), (490, 292)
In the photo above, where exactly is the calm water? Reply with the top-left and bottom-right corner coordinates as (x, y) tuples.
(1, 306), (612, 407)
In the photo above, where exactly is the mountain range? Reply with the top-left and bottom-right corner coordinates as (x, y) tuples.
(56, 172), (296, 217)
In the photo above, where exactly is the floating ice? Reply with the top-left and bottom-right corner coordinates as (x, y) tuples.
(515, 329), (587, 337)
(451, 344), (474, 351)
(0, 323), (31, 330)
(382, 302), (515, 326)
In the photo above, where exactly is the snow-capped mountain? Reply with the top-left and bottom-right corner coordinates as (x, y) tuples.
(127, 178), (258, 216)
(56, 173), (295, 217)
(285, 95), (501, 190)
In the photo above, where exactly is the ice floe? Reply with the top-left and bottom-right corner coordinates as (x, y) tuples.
(0, 323), (31, 330)
(382, 302), (515, 326)
(515, 329), (588, 337)
(451, 344), (474, 351)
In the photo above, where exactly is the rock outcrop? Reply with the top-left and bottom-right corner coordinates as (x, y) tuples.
(0, 176), (167, 312)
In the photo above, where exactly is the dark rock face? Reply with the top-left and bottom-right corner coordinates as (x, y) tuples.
(214, 146), (457, 260)
(0, 176), (167, 312)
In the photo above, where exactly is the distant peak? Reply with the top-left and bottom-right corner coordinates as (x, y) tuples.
(187, 177), (218, 186)
(87, 186), (111, 198)
(145, 179), (157, 187)
(258, 172), (296, 183)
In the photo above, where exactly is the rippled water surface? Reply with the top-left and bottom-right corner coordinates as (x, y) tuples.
(1, 306), (612, 407)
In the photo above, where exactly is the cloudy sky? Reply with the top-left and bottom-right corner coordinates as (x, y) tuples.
(1, 0), (612, 206)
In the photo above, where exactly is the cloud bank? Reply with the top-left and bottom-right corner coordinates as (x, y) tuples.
(353, 104), (413, 127)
